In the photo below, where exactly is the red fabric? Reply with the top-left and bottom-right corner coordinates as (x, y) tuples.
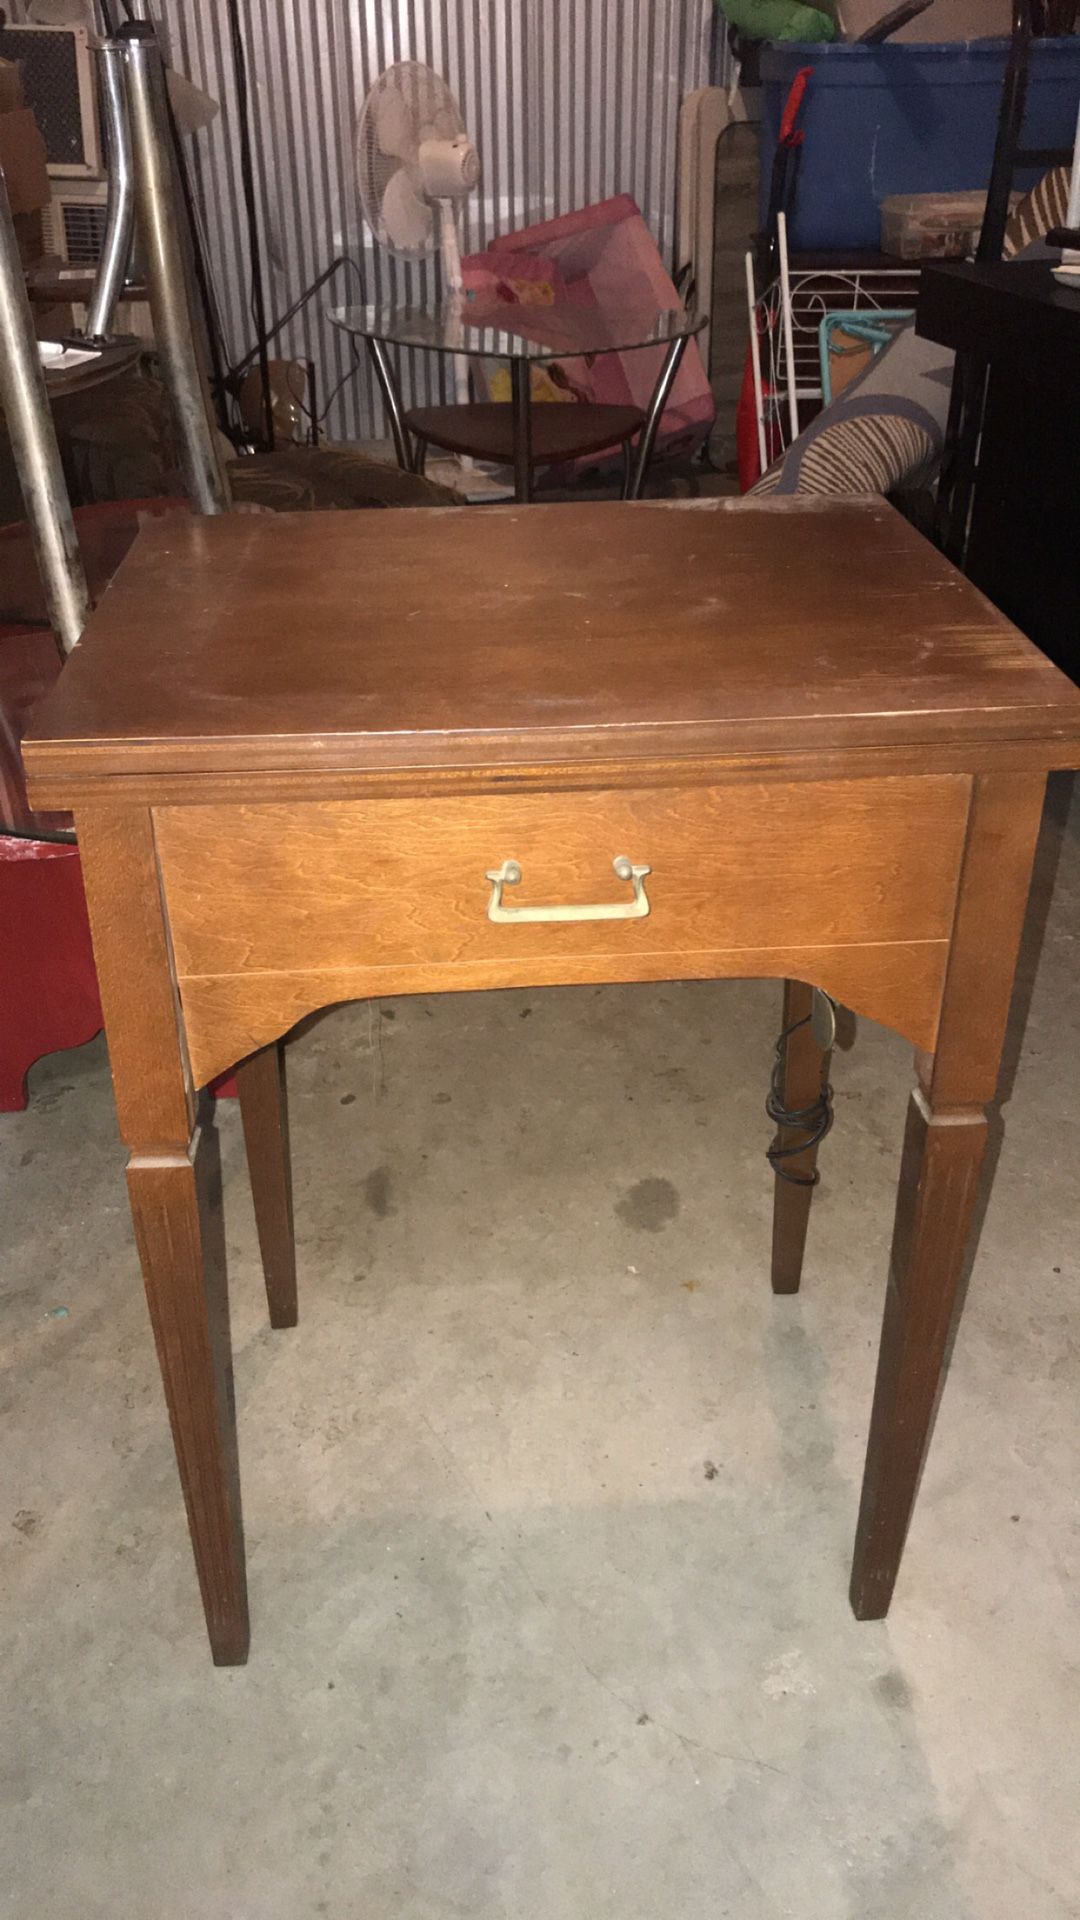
(0, 838), (102, 1110)
(737, 346), (764, 493)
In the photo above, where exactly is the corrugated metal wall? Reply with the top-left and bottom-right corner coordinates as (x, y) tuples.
(145, 0), (719, 440)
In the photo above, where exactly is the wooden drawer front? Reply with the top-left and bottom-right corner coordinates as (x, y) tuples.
(155, 777), (969, 979)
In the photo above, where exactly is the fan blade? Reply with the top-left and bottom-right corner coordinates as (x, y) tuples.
(376, 89), (416, 162)
(381, 166), (433, 253)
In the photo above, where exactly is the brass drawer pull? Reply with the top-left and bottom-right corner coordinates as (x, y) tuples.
(485, 855), (651, 924)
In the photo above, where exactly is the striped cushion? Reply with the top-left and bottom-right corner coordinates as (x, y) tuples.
(752, 411), (937, 497)
(1003, 167), (1071, 259)
(750, 322), (953, 498)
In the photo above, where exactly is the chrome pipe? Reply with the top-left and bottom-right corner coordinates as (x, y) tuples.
(86, 42), (135, 342)
(0, 173), (90, 658)
(119, 22), (230, 513)
(365, 336), (411, 471)
(630, 333), (691, 501)
(510, 358), (533, 503)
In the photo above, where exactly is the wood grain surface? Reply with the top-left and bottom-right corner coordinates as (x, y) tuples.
(173, 937), (951, 1093)
(154, 777), (969, 975)
(73, 806), (194, 1148)
(153, 776), (968, 1083)
(25, 499), (1080, 802)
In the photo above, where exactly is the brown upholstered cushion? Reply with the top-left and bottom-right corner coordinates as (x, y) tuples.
(227, 444), (458, 511)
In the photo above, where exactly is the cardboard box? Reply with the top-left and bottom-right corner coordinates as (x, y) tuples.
(836, 1), (1013, 39)
(0, 56), (24, 115)
(0, 104), (50, 215)
(14, 209), (46, 270)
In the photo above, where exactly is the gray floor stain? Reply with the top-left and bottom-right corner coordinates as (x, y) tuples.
(363, 1165), (396, 1218)
(874, 1669), (916, 1715)
(615, 1176), (680, 1232)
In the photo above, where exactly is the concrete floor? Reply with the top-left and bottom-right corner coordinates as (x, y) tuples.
(3, 783), (1079, 1920)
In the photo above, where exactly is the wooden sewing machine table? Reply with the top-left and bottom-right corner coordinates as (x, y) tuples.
(25, 498), (1080, 1665)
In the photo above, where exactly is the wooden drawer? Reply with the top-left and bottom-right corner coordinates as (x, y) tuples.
(156, 775), (968, 971)
(153, 777), (971, 1084)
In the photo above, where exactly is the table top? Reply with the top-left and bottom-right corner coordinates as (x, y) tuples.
(328, 298), (704, 362)
(25, 498), (1080, 805)
(917, 261), (1080, 392)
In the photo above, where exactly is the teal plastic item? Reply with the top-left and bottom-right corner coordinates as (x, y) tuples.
(717, 2), (835, 43)
(818, 310), (915, 402)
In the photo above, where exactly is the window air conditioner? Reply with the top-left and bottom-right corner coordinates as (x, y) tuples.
(0, 21), (101, 177)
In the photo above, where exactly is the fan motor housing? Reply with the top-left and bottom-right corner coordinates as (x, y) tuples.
(418, 135), (480, 200)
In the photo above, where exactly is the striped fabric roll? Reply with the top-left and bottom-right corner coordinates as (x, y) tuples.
(1003, 167), (1071, 259)
(752, 413), (938, 498)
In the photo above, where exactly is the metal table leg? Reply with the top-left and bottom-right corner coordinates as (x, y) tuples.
(86, 42), (135, 343)
(0, 173), (90, 657)
(366, 336), (411, 471)
(511, 360), (533, 503)
(630, 333), (691, 501)
(121, 24), (231, 514)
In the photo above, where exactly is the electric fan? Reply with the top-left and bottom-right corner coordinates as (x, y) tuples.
(355, 60), (481, 295)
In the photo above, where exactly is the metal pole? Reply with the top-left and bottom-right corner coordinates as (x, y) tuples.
(510, 358), (533, 503)
(630, 332), (691, 500)
(0, 171), (90, 658)
(119, 22), (231, 513)
(86, 42), (135, 342)
(225, 0), (274, 450)
(365, 337), (411, 471)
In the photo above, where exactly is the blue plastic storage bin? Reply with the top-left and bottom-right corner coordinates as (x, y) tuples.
(760, 39), (1080, 252)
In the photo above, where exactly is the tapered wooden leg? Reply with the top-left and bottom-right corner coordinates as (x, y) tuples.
(128, 1121), (250, 1664)
(849, 771), (1048, 1620)
(770, 979), (832, 1294)
(850, 1089), (987, 1619)
(235, 1043), (297, 1329)
(75, 807), (252, 1664)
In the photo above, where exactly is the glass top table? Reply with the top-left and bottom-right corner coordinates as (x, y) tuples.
(328, 298), (705, 502)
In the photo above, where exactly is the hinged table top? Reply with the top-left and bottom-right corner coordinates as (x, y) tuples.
(25, 497), (1080, 800)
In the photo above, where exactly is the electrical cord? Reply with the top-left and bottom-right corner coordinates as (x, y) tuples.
(225, 0), (274, 449)
(765, 1014), (833, 1187)
(303, 336), (363, 433)
(226, 257), (368, 442)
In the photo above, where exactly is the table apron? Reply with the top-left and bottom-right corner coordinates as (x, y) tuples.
(151, 775), (972, 1086)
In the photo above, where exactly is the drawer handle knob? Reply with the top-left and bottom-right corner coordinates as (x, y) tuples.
(485, 856), (651, 925)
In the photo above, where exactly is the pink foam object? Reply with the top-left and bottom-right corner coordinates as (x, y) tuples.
(462, 194), (714, 473)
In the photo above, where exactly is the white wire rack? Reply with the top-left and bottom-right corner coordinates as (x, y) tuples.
(744, 212), (922, 475)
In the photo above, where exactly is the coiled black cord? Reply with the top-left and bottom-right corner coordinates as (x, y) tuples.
(765, 1015), (833, 1187)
